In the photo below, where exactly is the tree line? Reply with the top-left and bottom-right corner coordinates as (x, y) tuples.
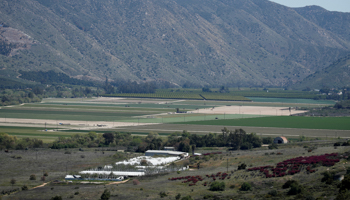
(1, 128), (271, 152)
(48, 128), (266, 152)
(0, 133), (44, 150)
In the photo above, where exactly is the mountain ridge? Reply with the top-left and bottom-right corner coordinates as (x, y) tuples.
(0, 0), (350, 87)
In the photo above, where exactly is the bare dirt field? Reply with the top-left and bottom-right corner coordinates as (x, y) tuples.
(196, 105), (306, 116)
(0, 118), (157, 130)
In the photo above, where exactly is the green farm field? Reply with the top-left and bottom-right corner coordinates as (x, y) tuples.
(176, 116), (350, 130)
(0, 97), (344, 143)
(0, 126), (79, 143)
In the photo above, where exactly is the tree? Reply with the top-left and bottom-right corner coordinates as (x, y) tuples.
(102, 133), (114, 145)
(262, 137), (273, 144)
(101, 189), (110, 200)
(191, 145), (196, 155)
(202, 87), (211, 92)
(10, 178), (16, 188)
(88, 132), (97, 141)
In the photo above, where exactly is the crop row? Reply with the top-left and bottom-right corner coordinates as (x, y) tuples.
(157, 89), (322, 99)
(103, 93), (250, 101)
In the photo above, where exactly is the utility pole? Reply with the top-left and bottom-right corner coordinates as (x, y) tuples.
(227, 158), (229, 173)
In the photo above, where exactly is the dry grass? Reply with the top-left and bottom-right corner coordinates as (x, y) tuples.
(1, 143), (350, 199)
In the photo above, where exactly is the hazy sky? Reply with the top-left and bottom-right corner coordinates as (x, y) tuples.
(269, 0), (350, 13)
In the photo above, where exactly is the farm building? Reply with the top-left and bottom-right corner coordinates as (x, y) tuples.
(145, 150), (188, 157)
(164, 147), (175, 151)
(273, 136), (288, 144)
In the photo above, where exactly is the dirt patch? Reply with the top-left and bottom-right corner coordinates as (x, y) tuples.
(31, 182), (49, 190)
(0, 118), (158, 129)
(106, 179), (129, 185)
(196, 106), (306, 116)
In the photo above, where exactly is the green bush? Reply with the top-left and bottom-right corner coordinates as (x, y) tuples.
(268, 143), (278, 149)
(181, 195), (193, 200)
(210, 181), (225, 191)
(50, 196), (62, 200)
(262, 137), (273, 144)
(159, 191), (167, 198)
(321, 171), (334, 184)
(238, 163), (247, 170)
(268, 190), (278, 196)
(240, 182), (251, 191)
(282, 180), (297, 189)
(29, 174), (36, 180)
(287, 183), (304, 195)
(21, 185), (28, 191)
(339, 175), (350, 193)
(100, 189), (110, 200)
(175, 193), (181, 200)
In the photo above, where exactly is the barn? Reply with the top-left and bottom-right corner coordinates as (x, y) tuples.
(273, 136), (288, 144)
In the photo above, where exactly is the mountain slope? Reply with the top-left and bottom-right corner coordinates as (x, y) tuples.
(291, 54), (350, 89)
(0, 0), (350, 87)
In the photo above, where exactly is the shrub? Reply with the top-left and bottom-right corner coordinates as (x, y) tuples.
(210, 181), (225, 191)
(230, 185), (235, 189)
(238, 163), (247, 170)
(50, 196), (62, 200)
(268, 143), (278, 149)
(321, 171), (334, 184)
(268, 190), (278, 196)
(21, 185), (28, 191)
(29, 174), (36, 180)
(44, 172), (48, 176)
(10, 178), (16, 187)
(100, 189), (110, 200)
(305, 195), (315, 200)
(240, 182), (251, 191)
(181, 195), (193, 200)
(336, 189), (350, 200)
(282, 180), (297, 189)
(159, 191), (167, 198)
(334, 142), (341, 146)
(133, 179), (140, 185)
(339, 174), (350, 193)
(287, 183), (304, 195)
(175, 193), (181, 200)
